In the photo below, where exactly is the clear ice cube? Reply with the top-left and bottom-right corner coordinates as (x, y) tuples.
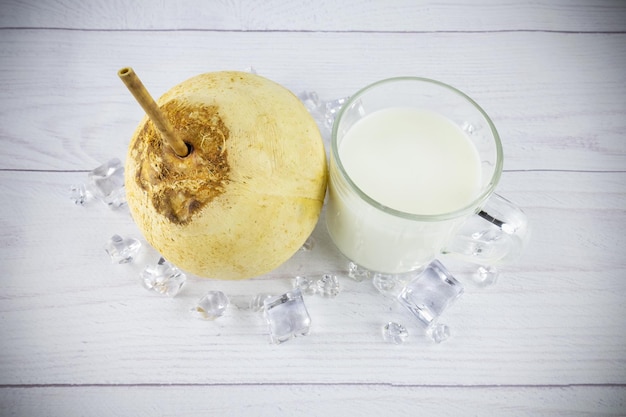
(263, 288), (311, 344)
(87, 158), (126, 208)
(382, 322), (409, 344)
(347, 261), (370, 282)
(299, 235), (316, 251)
(324, 97), (348, 128)
(426, 322), (451, 343)
(293, 276), (317, 295)
(461, 121), (476, 135)
(397, 260), (464, 326)
(372, 271), (415, 298)
(298, 91), (323, 115)
(317, 274), (340, 298)
(472, 265), (499, 287)
(104, 234), (141, 264)
(140, 257), (186, 297)
(372, 273), (400, 294)
(69, 184), (92, 206)
(191, 291), (229, 320)
(242, 65), (258, 74)
(298, 91), (348, 140)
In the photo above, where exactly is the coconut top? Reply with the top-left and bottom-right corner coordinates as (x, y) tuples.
(127, 71), (327, 226)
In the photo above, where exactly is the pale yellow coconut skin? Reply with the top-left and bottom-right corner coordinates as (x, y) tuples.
(125, 71), (327, 279)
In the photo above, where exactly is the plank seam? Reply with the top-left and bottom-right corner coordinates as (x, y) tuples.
(0, 382), (624, 389)
(0, 27), (625, 35)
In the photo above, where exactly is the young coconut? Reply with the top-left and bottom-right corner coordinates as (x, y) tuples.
(120, 69), (327, 279)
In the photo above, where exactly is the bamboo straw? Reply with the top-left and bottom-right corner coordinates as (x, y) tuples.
(118, 67), (189, 157)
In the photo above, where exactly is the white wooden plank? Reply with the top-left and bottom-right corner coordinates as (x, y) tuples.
(1, 0), (625, 32)
(0, 170), (624, 387)
(1, 385), (625, 417)
(1, 1), (625, 411)
(0, 30), (624, 172)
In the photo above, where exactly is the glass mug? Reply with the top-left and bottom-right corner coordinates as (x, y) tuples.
(326, 77), (528, 274)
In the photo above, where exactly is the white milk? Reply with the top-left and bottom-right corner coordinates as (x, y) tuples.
(326, 107), (483, 273)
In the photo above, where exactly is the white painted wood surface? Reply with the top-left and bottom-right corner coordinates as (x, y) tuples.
(1, 1), (625, 415)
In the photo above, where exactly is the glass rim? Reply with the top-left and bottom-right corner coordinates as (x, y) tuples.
(331, 76), (503, 221)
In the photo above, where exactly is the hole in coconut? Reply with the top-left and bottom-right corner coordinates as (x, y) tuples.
(178, 142), (194, 158)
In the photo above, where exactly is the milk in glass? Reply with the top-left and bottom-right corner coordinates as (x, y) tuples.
(327, 107), (482, 273)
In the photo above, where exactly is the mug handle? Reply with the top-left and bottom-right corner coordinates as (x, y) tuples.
(442, 193), (530, 265)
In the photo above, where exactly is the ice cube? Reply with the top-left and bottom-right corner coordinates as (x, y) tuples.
(299, 235), (316, 251)
(242, 66), (258, 74)
(191, 291), (229, 320)
(87, 158), (126, 208)
(316, 274), (340, 298)
(298, 91), (349, 140)
(263, 288), (311, 344)
(372, 273), (400, 294)
(104, 234), (141, 264)
(382, 322), (409, 344)
(347, 261), (370, 282)
(397, 260), (463, 326)
(323, 96), (348, 131)
(293, 276), (317, 295)
(140, 257), (186, 297)
(426, 322), (451, 343)
(472, 265), (499, 287)
(69, 184), (92, 206)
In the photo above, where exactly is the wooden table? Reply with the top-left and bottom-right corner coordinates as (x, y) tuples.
(1, 1), (625, 415)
